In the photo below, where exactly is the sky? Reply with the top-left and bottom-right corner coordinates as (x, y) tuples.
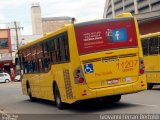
(0, 0), (106, 35)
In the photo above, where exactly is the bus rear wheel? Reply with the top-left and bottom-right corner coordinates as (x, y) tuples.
(147, 83), (153, 90)
(103, 95), (121, 103)
(27, 85), (36, 102)
(54, 84), (64, 109)
(112, 95), (121, 102)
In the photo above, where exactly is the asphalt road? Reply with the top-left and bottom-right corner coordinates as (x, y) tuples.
(0, 82), (160, 120)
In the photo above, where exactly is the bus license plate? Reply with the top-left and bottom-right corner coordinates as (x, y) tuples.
(107, 79), (119, 84)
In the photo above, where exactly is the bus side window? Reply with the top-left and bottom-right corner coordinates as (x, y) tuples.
(49, 38), (56, 64)
(42, 41), (51, 72)
(63, 33), (70, 61)
(149, 37), (159, 55)
(141, 39), (149, 56)
(55, 33), (70, 63)
(55, 38), (61, 62)
(59, 36), (65, 61)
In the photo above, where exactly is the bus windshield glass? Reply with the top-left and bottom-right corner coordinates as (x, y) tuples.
(75, 18), (138, 55)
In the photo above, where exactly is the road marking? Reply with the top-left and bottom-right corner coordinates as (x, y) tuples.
(129, 102), (159, 108)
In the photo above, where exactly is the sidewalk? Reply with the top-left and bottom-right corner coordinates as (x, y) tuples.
(0, 106), (19, 120)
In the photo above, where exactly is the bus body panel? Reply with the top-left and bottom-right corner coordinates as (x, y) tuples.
(144, 55), (160, 84)
(144, 56), (160, 71)
(75, 74), (146, 101)
(80, 48), (139, 89)
(146, 72), (160, 84)
(144, 56), (160, 83)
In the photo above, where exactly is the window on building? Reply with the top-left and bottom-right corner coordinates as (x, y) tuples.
(151, 0), (160, 11)
(114, 0), (121, 5)
(0, 39), (8, 49)
(138, 5), (149, 13)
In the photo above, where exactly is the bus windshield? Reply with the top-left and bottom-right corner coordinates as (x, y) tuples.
(75, 18), (138, 55)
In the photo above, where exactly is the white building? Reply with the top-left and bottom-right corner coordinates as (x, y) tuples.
(31, 2), (73, 35)
(103, 0), (160, 18)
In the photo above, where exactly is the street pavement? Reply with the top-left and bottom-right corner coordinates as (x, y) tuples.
(0, 82), (160, 120)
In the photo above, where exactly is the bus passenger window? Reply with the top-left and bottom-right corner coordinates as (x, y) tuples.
(51, 51), (56, 63)
(141, 39), (149, 55)
(29, 61), (33, 73)
(63, 34), (70, 61)
(149, 37), (159, 55)
(49, 39), (56, 63)
(55, 38), (61, 62)
(44, 58), (51, 72)
(24, 62), (28, 73)
(32, 60), (38, 72)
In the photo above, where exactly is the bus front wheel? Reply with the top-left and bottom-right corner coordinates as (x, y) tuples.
(54, 84), (64, 109)
(27, 84), (36, 102)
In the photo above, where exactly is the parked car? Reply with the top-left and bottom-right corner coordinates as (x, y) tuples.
(0, 73), (11, 83)
(14, 75), (21, 82)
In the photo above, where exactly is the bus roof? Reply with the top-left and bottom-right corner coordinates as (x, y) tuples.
(141, 32), (160, 39)
(75, 13), (133, 28)
(75, 17), (133, 28)
(18, 24), (71, 50)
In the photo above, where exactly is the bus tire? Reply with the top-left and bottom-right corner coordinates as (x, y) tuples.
(112, 95), (121, 102)
(147, 83), (153, 90)
(27, 84), (36, 102)
(103, 95), (121, 103)
(54, 84), (64, 110)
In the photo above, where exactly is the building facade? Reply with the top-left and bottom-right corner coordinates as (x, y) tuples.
(31, 3), (72, 35)
(103, 0), (160, 35)
(31, 3), (43, 35)
(42, 16), (72, 34)
(0, 29), (15, 80)
(103, 0), (160, 18)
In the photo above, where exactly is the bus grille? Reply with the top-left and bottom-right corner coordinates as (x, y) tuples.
(63, 69), (73, 99)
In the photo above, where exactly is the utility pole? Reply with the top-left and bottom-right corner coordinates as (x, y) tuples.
(9, 21), (23, 76)
(9, 21), (23, 49)
(14, 21), (19, 49)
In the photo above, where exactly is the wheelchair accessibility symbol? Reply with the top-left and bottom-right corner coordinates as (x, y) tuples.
(84, 64), (94, 74)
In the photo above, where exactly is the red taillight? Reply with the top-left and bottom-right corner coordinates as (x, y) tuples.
(79, 77), (84, 83)
(139, 57), (145, 75)
(74, 67), (86, 84)
(141, 61), (144, 64)
(140, 69), (144, 74)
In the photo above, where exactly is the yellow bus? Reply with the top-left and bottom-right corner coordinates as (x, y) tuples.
(17, 13), (146, 109)
(141, 32), (160, 89)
